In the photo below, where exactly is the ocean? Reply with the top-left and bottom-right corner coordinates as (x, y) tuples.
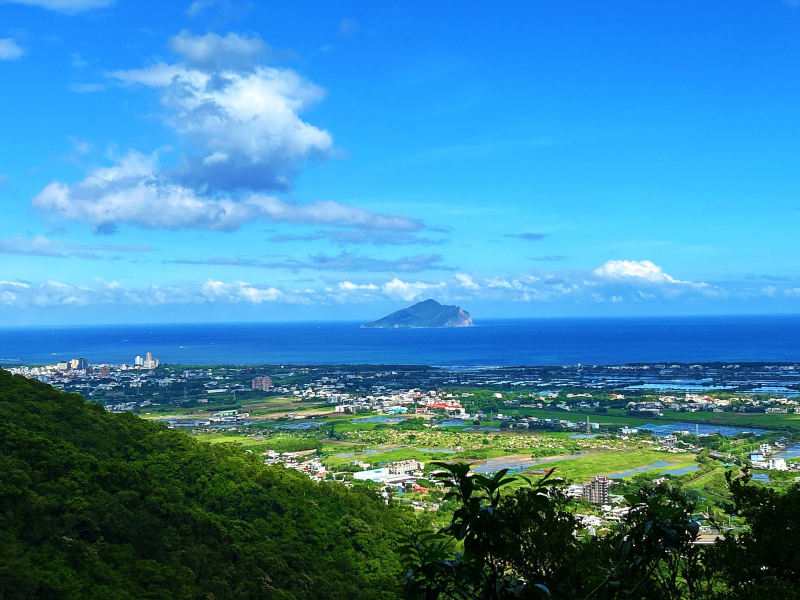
(1, 314), (799, 366)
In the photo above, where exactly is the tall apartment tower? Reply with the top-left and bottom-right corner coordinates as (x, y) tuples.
(252, 376), (273, 392)
(142, 352), (159, 369)
(582, 476), (610, 504)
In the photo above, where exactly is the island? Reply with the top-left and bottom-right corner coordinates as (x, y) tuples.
(361, 298), (474, 328)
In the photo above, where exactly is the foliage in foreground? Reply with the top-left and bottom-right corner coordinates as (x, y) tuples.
(399, 463), (800, 600)
(0, 369), (407, 600)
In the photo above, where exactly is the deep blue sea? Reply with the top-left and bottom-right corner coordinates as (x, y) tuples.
(1, 315), (799, 366)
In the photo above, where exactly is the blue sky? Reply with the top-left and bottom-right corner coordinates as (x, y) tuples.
(2, 0), (800, 324)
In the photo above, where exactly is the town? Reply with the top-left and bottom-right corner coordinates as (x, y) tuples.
(5, 357), (800, 531)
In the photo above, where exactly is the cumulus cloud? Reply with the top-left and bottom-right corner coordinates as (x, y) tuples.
(168, 251), (451, 273)
(33, 151), (423, 232)
(0, 235), (153, 258)
(2, 0), (113, 13)
(6, 260), (799, 311)
(0, 278), (290, 309)
(592, 259), (722, 300)
(201, 279), (283, 303)
(338, 281), (379, 291)
(0, 277), (439, 309)
(505, 232), (547, 241)
(33, 29), (430, 239)
(382, 278), (444, 302)
(595, 260), (690, 284)
(0, 38), (24, 61)
(111, 32), (332, 192)
(455, 273), (479, 289)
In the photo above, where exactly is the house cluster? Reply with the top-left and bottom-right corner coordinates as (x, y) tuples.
(262, 450), (327, 481)
(330, 388), (470, 418)
(657, 394), (800, 414)
(748, 440), (797, 471)
(658, 434), (701, 454)
(626, 401), (664, 416)
(7, 354), (166, 399)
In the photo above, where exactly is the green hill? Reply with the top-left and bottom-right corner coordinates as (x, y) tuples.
(0, 368), (405, 600)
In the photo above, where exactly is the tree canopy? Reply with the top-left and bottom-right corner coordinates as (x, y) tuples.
(0, 369), (407, 600)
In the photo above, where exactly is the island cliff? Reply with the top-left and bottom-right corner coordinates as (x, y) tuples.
(362, 299), (473, 328)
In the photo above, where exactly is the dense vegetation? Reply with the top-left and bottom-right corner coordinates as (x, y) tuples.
(3, 367), (800, 600)
(400, 464), (800, 599)
(0, 369), (407, 599)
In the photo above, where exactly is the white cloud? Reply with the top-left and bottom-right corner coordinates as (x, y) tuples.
(0, 38), (24, 61)
(594, 259), (686, 284)
(4, 266), (797, 312)
(382, 278), (444, 302)
(236, 284), (283, 303)
(168, 30), (265, 70)
(455, 273), (479, 289)
(0, 278), (291, 309)
(33, 151), (423, 232)
(34, 29), (428, 237)
(338, 281), (379, 290)
(592, 259), (721, 299)
(2, 0), (113, 13)
(111, 33), (332, 192)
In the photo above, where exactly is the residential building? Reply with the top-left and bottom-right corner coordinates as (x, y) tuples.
(388, 460), (424, 475)
(769, 458), (788, 471)
(252, 376), (273, 392)
(583, 476), (610, 504)
(142, 352), (159, 370)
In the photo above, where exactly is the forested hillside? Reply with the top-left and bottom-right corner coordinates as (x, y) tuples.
(0, 369), (406, 600)
(3, 367), (800, 600)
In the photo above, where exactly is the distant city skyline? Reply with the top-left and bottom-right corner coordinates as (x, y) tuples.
(2, 0), (800, 324)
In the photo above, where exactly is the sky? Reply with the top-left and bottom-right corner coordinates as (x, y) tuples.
(2, 0), (800, 324)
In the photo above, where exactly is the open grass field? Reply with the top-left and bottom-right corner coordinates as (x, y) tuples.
(540, 450), (696, 482)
